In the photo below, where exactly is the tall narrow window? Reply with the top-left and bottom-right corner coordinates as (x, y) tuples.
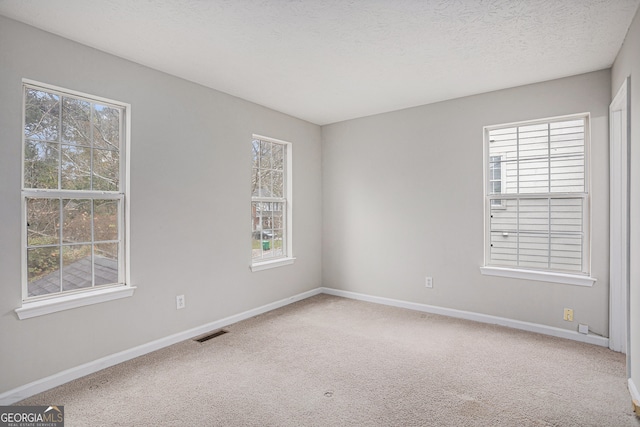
(251, 135), (294, 270)
(484, 114), (589, 275)
(21, 81), (129, 305)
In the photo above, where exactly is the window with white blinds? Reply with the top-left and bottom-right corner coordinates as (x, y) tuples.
(484, 114), (589, 274)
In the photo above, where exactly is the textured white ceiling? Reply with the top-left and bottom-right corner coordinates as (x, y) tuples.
(1, 0), (638, 125)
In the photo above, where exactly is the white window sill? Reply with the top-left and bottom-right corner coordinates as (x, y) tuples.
(480, 266), (596, 287)
(15, 285), (136, 320)
(250, 257), (296, 272)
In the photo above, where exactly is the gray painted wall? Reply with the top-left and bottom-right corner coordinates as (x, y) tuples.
(612, 5), (640, 395)
(0, 17), (322, 394)
(322, 70), (611, 334)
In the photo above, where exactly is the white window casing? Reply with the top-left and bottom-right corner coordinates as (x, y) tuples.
(482, 113), (596, 286)
(250, 134), (295, 271)
(17, 79), (134, 319)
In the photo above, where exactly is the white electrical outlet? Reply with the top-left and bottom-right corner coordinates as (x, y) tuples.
(578, 323), (588, 334)
(176, 295), (185, 310)
(425, 277), (433, 288)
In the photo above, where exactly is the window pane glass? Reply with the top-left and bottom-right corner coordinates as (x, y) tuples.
(518, 232), (549, 269)
(272, 171), (284, 197)
(490, 199), (517, 232)
(260, 140), (271, 169)
(496, 160), (515, 194)
(517, 199), (550, 267)
(261, 207), (273, 230)
(252, 201), (260, 232)
(518, 198), (549, 234)
(489, 230), (517, 267)
(550, 120), (584, 159)
(24, 89), (59, 141)
(93, 104), (120, 149)
(61, 144), (91, 190)
(24, 141), (59, 189)
(550, 235), (583, 272)
(251, 168), (260, 197)
(252, 233), (262, 260)
(62, 97), (91, 146)
(550, 198), (582, 234)
(27, 198), (60, 246)
(273, 210), (284, 229)
(251, 139), (260, 169)
(550, 155), (584, 193)
(252, 202), (275, 260)
(519, 123), (548, 134)
(518, 124), (548, 161)
(94, 199), (118, 241)
(550, 136), (584, 157)
(62, 199), (92, 243)
(518, 158), (549, 193)
(260, 235), (276, 259)
(272, 143), (284, 171)
(62, 244), (92, 291)
(488, 128), (517, 159)
(95, 243), (119, 286)
(259, 170), (272, 197)
(27, 247), (60, 297)
(489, 157), (501, 182)
(273, 229), (284, 257)
(93, 148), (119, 191)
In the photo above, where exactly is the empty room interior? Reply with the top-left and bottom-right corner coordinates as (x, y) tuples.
(2, 0), (640, 424)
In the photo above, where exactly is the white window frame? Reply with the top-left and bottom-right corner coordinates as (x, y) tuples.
(250, 134), (295, 272)
(16, 80), (134, 320)
(480, 113), (596, 287)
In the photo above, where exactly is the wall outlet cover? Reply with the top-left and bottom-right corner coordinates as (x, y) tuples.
(578, 323), (588, 334)
(563, 308), (574, 322)
(176, 295), (185, 310)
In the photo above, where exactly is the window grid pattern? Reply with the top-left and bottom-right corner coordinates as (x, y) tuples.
(251, 138), (287, 262)
(487, 117), (587, 273)
(23, 84), (124, 299)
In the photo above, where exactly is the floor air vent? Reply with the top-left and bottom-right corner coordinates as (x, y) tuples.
(194, 329), (228, 343)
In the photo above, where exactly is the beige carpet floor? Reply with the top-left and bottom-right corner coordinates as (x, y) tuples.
(19, 294), (639, 426)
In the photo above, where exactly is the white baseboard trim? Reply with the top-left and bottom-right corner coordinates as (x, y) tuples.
(1, 285), (611, 405)
(630, 378), (640, 406)
(320, 287), (610, 347)
(0, 287), (322, 405)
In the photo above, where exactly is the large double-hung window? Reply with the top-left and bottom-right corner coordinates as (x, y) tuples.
(18, 81), (132, 318)
(482, 114), (594, 285)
